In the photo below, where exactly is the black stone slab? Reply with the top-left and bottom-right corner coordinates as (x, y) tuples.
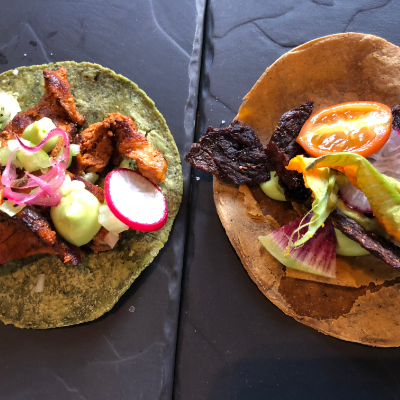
(0, 0), (205, 398)
(175, 1), (400, 399)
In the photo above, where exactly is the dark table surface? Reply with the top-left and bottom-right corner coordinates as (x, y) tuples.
(0, 0), (204, 399)
(2, 0), (400, 399)
(175, 1), (400, 400)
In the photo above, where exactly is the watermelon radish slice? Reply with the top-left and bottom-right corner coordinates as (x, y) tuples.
(259, 214), (337, 278)
(104, 168), (168, 232)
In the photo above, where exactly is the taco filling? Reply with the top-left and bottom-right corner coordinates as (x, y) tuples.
(186, 99), (400, 277)
(0, 67), (168, 266)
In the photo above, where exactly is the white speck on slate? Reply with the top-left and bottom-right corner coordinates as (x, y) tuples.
(129, 306), (135, 313)
(222, 120), (225, 124)
(50, 53), (53, 56)
(24, 54), (27, 56)
(195, 177), (200, 181)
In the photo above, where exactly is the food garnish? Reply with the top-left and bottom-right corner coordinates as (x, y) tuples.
(259, 214), (337, 278)
(2, 128), (69, 207)
(330, 208), (400, 269)
(300, 152), (400, 242)
(338, 181), (372, 213)
(50, 176), (102, 246)
(104, 168), (168, 232)
(297, 101), (392, 157)
(260, 171), (286, 201)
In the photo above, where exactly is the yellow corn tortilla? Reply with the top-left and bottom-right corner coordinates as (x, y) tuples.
(214, 33), (400, 346)
(0, 62), (183, 329)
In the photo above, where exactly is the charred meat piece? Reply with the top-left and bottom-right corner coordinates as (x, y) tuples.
(14, 206), (82, 265)
(72, 113), (167, 185)
(392, 104), (400, 130)
(0, 206), (82, 265)
(111, 113), (167, 184)
(330, 208), (400, 270)
(265, 101), (313, 203)
(0, 215), (59, 264)
(72, 121), (114, 174)
(185, 121), (269, 185)
(1, 67), (86, 145)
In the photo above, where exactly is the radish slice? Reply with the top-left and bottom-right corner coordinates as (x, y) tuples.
(259, 214), (337, 278)
(368, 128), (400, 181)
(104, 168), (168, 232)
(339, 182), (372, 213)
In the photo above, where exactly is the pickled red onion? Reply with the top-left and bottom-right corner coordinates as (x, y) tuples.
(1, 128), (70, 206)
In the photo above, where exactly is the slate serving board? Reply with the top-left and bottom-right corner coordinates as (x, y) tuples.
(175, 1), (400, 399)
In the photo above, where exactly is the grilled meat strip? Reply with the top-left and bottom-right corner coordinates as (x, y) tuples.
(185, 121), (269, 185)
(265, 101), (313, 203)
(330, 209), (400, 270)
(0, 67), (86, 145)
(72, 113), (167, 185)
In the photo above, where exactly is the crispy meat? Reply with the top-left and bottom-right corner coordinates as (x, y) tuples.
(185, 121), (269, 185)
(392, 104), (400, 130)
(0, 216), (58, 264)
(14, 206), (82, 265)
(265, 101), (313, 203)
(73, 113), (167, 184)
(72, 121), (114, 174)
(330, 209), (400, 270)
(110, 113), (167, 184)
(1, 67), (86, 145)
(0, 206), (82, 265)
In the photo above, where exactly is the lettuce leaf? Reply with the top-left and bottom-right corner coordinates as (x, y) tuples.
(286, 156), (347, 246)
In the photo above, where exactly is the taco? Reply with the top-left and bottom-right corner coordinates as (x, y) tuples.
(0, 62), (182, 329)
(186, 33), (400, 347)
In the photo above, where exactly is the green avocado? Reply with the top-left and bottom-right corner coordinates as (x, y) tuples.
(22, 117), (59, 153)
(335, 228), (369, 256)
(260, 171), (286, 201)
(51, 184), (101, 247)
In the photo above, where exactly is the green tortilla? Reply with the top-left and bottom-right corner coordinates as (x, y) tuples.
(0, 62), (183, 328)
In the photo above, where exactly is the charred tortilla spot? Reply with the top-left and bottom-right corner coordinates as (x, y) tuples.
(265, 101), (313, 203)
(279, 276), (400, 320)
(185, 121), (269, 185)
(278, 276), (370, 320)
